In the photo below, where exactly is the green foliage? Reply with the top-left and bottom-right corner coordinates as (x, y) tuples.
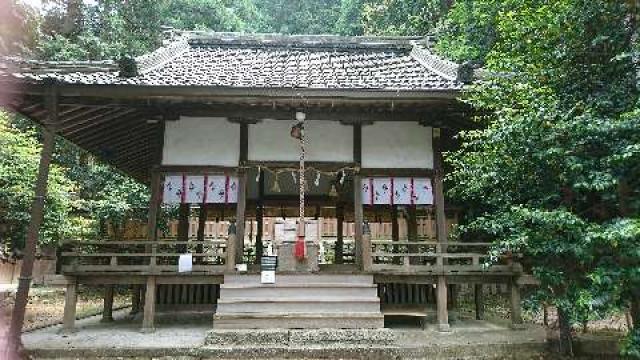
(442, 0), (640, 353)
(335, 0), (366, 36)
(434, 0), (503, 63)
(0, 111), (76, 254)
(253, 0), (342, 34)
(622, 327), (640, 359)
(362, 0), (448, 36)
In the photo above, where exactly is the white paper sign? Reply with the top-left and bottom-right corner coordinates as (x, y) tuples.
(413, 178), (433, 205)
(373, 178), (392, 205)
(361, 178), (373, 206)
(185, 175), (206, 204)
(178, 253), (193, 273)
(163, 175), (183, 204)
(261, 270), (275, 284)
(393, 178), (412, 205)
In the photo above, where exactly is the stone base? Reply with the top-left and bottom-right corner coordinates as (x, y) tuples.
(276, 243), (319, 272)
(205, 328), (395, 346)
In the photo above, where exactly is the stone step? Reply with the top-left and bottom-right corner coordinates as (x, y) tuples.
(217, 298), (380, 314)
(223, 274), (374, 286)
(220, 285), (378, 299)
(213, 312), (384, 329)
(205, 328), (394, 345)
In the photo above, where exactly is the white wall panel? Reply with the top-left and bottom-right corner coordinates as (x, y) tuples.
(362, 122), (433, 168)
(248, 120), (353, 162)
(162, 117), (239, 166)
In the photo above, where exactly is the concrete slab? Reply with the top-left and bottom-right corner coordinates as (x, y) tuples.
(24, 311), (550, 359)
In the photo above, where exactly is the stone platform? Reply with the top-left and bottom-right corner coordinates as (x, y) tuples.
(23, 310), (551, 359)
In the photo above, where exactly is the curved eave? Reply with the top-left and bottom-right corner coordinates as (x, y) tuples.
(2, 79), (461, 101)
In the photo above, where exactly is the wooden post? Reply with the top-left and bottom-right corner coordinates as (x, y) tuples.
(433, 128), (450, 332)
(196, 205), (207, 264)
(177, 203), (190, 253)
(353, 175), (364, 269)
(131, 285), (141, 315)
(437, 275), (450, 332)
(235, 171), (247, 264)
(9, 85), (59, 347)
(474, 284), (484, 320)
(62, 280), (77, 333)
(510, 279), (524, 328)
(142, 276), (156, 332)
(255, 169), (264, 264)
(147, 172), (162, 272)
(335, 204), (344, 264)
(391, 205), (401, 265)
(362, 222), (372, 272)
(101, 285), (114, 322)
(226, 223), (237, 272)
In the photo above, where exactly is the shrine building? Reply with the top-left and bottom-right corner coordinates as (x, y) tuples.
(0, 32), (525, 333)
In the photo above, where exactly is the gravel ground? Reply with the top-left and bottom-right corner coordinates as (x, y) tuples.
(0, 285), (130, 331)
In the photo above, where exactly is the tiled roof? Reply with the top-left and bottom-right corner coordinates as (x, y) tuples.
(2, 32), (464, 91)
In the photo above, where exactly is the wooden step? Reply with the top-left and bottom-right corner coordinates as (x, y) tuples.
(217, 298), (380, 313)
(223, 274), (374, 286)
(213, 312), (384, 329)
(220, 286), (378, 299)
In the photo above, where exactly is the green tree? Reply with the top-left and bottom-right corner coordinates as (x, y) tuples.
(441, 0), (639, 355)
(0, 111), (76, 256)
(361, 0), (450, 36)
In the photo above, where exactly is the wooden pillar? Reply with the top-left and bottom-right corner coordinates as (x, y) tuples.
(391, 205), (400, 265)
(177, 203), (190, 252)
(474, 284), (485, 320)
(437, 275), (450, 332)
(335, 204), (344, 264)
(142, 276), (156, 332)
(62, 281), (77, 333)
(433, 128), (450, 332)
(235, 171), (247, 264)
(131, 285), (141, 315)
(226, 227), (237, 272)
(101, 285), (114, 322)
(362, 221), (372, 272)
(255, 169), (264, 264)
(196, 205), (207, 264)
(510, 279), (524, 328)
(407, 206), (418, 265)
(352, 123), (363, 268)
(353, 175), (364, 269)
(9, 86), (59, 345)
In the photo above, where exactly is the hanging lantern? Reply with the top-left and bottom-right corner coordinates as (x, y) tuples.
(329, 183), (338, 197)
(271, 173), (281, 193)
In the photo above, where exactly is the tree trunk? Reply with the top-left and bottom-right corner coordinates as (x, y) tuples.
(631, 298), (640, 330)
(557, 307), (574, 356)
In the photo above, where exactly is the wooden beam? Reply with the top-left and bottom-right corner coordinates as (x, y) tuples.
(8, 84), (59, 346)
(58, 106), (111, 126)
(62, 108), (137, 135)
(70, 114), (145, 145)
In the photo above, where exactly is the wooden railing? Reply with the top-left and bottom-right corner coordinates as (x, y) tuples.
(368, 240), (520, 275)
(61, 239), (227, 274)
